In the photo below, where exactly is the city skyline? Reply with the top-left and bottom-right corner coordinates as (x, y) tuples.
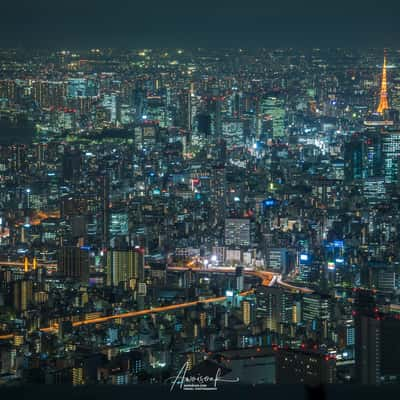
(1, 44), (400, 391)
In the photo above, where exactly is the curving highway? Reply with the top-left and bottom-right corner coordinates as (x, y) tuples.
(0, 262), (313, 340)
(0, 259), (313, 293)
(0, 289), (255, 339)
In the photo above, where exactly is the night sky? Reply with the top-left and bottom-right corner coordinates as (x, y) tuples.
(1, 0), (399, 48)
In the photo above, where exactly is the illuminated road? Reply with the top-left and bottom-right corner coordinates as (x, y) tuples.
(0, 262), (313, 340)
(73, 294), (239, 327)
(0, 259), (312, 293)
(0, 334), (13, 340)
(276, 275), (314, 294)
(167, 265), (312, 293)
(0, 260), (57, 268)
(0, 289), (255, 339)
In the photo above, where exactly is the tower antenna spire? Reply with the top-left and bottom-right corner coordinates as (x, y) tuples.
(377, 49), (389, 114)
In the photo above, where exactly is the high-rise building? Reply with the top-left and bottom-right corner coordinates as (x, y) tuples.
(260, 96), (286, 138)
(109, 211), (129, 238)
(225, 218), (251, 247)
(363, 131), (383, 178)
(67, 78), (98, 98)
(12, 280), (33, 313)
(32, 80), (66, 109)
(256, 286), (293, 332)
(102, 93), (120, 124)
(363, 177), (386, 204)
(241, 300), (254, 325)
(134, 122), (159, 150)
(344, 134), (364, 182)
(355, 313), (400, 384)
(59, 246), (89, 283)
(302, 293), (330, 322)
(12, 144), (28, 174)
(211, 166), (226, 228)
(381, 130), (400, 183)
(206, 91), (223, 138)
(0, 80), (18, 103)
(106, 248), (144, 288)
(266, 248), (290, 273)
(72, 367), (84, 386)
(354, 289), (400, 384)
(176, 88), (192, 131)
(391, 75), (400, 112)
(62, 149), (81, 181)
(276, 348), (336, 384)
(101, 173), (110, 246)
(235, 266), (244, 292)
(196, 113), (211, 136)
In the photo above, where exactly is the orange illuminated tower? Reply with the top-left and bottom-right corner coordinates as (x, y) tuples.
(377, 51), (389, 114)
(24, 257), (29, 272)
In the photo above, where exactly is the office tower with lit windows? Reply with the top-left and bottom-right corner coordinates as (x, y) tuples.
(133, 87), (145, 122)
(145, 96), (167, 127)
(363, 130), (383, 177)
(235, 266), (244, 292)
(241, 300), (255, 325)
(102, 94), (120, 124)
(101, 173), (110, 246)
(363, 177), (386, 204)
(11, 144), (28, 177)
(260, 95), (286, 138)
(256, 286), (294, 332)
(225, 218), (252, 247)
(0, 79), (18, 103)
(176, 88), (192, 131)
(59, 246), (90, 283)
(106, 248), (144, 288)
(203, 90), (223, 138)
(210, 166), (226, 228)
(266, 248), (290, 274)
(109, 211), (129, 239)
(344, 134), (364, 182)
(67, 78), (98, 98)
(276, 348), (336, 384)
(134, 122), (159, 150)
(381, 130), (400, 183)
(12, 280), (33, 313)
(32, 81), (66, 109)
(354, 289), (400, 384)
(391, 74), (400, 112)
(355, 312), (400, 384)
(302, 293), (330, 322)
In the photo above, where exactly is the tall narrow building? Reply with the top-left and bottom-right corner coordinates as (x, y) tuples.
(176, 88), (192, 131)
(382, 130), (400, 183)
(101, 173), (110, 247)
(59, 246), (89, 283)
(12, 280), (33, 313)
(354, 289), (400, 384)
(106, 247), (144, 288)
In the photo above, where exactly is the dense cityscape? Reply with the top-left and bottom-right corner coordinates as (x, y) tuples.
(0, 47), (400, 387)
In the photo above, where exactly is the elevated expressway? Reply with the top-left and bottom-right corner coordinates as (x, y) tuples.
(0, 261), (313, 340)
